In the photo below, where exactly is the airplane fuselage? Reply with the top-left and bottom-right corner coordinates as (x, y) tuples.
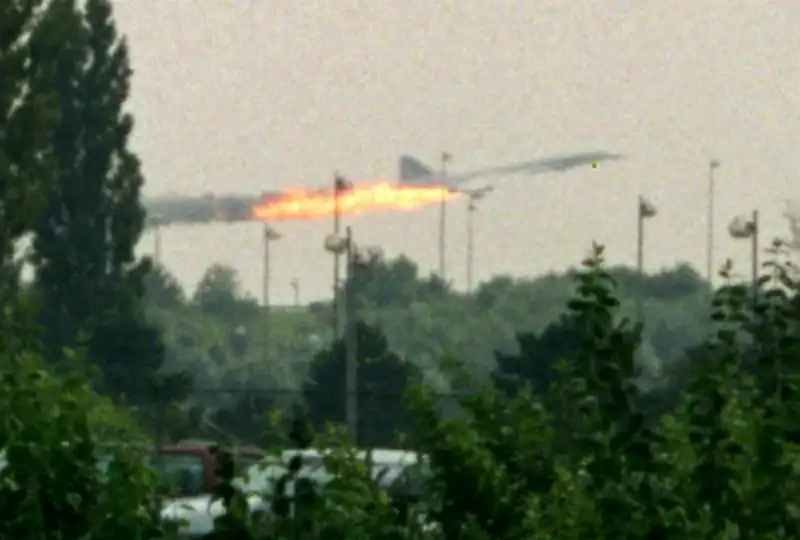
(144, 192), (281, 226)
(399, 151), (624, 187)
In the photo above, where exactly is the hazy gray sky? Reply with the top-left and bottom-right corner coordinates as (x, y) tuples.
(114, 1), (800, 304)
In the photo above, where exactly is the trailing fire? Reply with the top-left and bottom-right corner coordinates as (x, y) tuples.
(251, 182), (458, 221)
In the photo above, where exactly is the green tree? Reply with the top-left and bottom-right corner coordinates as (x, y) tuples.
(192, 263), (259, 321)
(473, 274), (516, 311)
(303, 321), (420, 447)
(492, 310), (646, 402)
(348, 251), (454, 309)
(202, 391), (279, 445)
(31, 0), (185, 403)
(0, 0), (63, 301)
(349, 252), (419, 309)
(143, 263), (185, 310)
(492, 318), (573, 397)
(0, 308), (174, 538)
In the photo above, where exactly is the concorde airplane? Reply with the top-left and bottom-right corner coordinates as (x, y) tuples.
(398, 150), (624, 187)
(143, 150), (623, 226)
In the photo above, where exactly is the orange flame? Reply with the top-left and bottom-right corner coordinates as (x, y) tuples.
(252, 182), (459, 221)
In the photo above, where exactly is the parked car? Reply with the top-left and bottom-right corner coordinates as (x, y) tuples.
(152, 439), (265, 497)
(1, 439), (264, 495)
(162, 448), (427, 538)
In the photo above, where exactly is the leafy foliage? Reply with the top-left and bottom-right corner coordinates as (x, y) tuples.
(163, 240), (800, 540)
(144, 263), (186, 310)
(193, 263), (260, 321)
(304, 321), (421, 447)
(0, 0), (62, 301)
(8, 234), (800, 538)
(493, 311), (642, 397)
(0, 306), (173, 539)
(30, 0), (186, 407)
(135, 251), (714, 441)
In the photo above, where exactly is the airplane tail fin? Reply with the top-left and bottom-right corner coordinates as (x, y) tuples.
(399, 155), (434, 184)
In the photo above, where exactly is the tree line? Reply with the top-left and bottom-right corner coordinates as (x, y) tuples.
(7, 242), (800, 538)
(145, 251), (718, 445)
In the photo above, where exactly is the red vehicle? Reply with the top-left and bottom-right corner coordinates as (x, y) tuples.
(153, 440), (265, 497)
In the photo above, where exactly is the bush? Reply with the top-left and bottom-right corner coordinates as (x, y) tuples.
(6, 242), (800, 539)
(400, 243), (800, 539)
(0, 309), (176, 539)
(251, 242), (800, 539)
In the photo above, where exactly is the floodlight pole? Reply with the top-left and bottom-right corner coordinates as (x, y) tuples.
(151, 215), (165, 265)
(636, 201), (645, 322)
(728, 210), (760, 304)
(706, 159), (720, 282)
(333, 173), (344, 338)
(154, 223), (162, 265)
(465, 188), (492, 294)
(467, 199), (476, 294)
(750, 210), (759, 293)
(438, 152), (450, 280)
(290, 278), (299, 307)
(635, 196), (656, 323)
(343, 226), (358, 442)
(262, 224), (280, 365)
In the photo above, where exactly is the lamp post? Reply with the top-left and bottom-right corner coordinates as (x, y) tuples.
(706, 159), (720, 282)
(150, 214), (166, 265)
(324, 226), (368, 442)
(783, 200), (800, 251)
(154, 225), (162, 265)
(728, 210), (759, 292)
(439, 152), (451, 280)
(636, 196), (658, 322)
(290, 278), (300, 307)
(462, 185), (493, 294)
(262, 224), (281, 364)
(332, 173), (352, 338)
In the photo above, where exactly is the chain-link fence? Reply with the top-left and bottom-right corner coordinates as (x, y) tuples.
(138, 387), (464, 449)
